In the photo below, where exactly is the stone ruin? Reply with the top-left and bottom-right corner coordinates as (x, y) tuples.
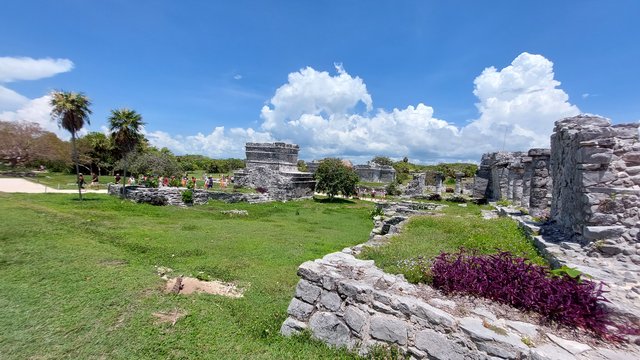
(282, 115), (640, 359)
(473, 149), (551, 217)
(307, 160), (396, 184)
(551, 115), (640, 254)
(474, 115), (640, 253)
(403, 173), (426, 196)
(233, 142), (316, 201)
(353, 162), (396, 183)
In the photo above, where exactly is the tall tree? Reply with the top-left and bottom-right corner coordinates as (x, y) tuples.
(314, 158), (359, 200)
(50, 91), (92, 200)
(109, 108), (145, 197)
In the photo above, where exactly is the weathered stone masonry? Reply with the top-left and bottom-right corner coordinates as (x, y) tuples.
(551, 115), (640, 253)
(107, 185), (269, 205)
(234, 142), (316, 201)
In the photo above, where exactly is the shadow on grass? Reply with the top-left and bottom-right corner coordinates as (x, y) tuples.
(70, 197), (107, 202)
(313, 196), (356, 204)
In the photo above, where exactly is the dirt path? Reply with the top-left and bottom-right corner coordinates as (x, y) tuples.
(0, 178), (107, 194)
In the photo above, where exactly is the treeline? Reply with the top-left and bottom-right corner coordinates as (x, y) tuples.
(0, 120), (244, 175)
(370, 156), (477, 183)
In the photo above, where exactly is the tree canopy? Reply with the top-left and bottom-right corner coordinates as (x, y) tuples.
(314, 158), (359, 199)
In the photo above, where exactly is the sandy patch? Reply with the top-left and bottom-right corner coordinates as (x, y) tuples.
(165, 276), (245, 298)
(152, 308), (187, 326)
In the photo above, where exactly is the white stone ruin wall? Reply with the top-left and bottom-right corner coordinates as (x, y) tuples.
(551, 115), (640, 254)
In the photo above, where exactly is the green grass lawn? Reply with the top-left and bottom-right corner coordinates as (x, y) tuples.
(359, 202), (546, 283)
(0, 193), (373, 359)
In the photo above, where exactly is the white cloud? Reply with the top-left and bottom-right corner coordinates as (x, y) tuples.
(0, 85), (29, 110)
(233, 74), (242, 80)
(149, 53), (580, 162)
(0, 56), (74, 82)
(145, 127), (272, 158)
(0, 56), (76, 139)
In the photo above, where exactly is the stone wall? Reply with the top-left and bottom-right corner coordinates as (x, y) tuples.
(234, 142), (316, 201)
(107, 185), (269, 205)
(551, 115), (640, 253)
(353, 163), (396, 183)
(473, 151), (551, 215)
(282, 200), (640, 359)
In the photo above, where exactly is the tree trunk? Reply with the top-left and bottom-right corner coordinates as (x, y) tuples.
(122, 153), (128, 199)
(71, 132), (82, 201)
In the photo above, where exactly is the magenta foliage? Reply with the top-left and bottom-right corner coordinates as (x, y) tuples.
(430, 251), (634, 341)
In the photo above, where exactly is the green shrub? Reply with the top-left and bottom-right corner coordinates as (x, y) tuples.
(181, 189), (194, 204)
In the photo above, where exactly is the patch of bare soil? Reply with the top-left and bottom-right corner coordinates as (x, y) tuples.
(152, 308), (187, 326)
(164, 276), (245, 298)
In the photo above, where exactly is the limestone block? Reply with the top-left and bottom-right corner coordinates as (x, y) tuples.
(287, 298), (315, 320)
(582, 225), (625, 241)
(546, 334), (592, 355)
(297, 261), (324, 283)
(576, 147), (613, 164)
(369, 313), (408, 345)
(319, 291), (342, 312)
(280, 316), (307, 336)
(414, 329), (468, 360)
(296, 279), (322, 304)
(623, 151), (640, 165)
(308, 312), (353, 348)
(344, 305), (368, 335)
(459, 317), (528, 359)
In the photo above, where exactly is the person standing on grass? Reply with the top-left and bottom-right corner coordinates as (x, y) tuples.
(91, 173), (99, 187)
(115, 173), (121, 184)
(191, 176), (197, 189)
(77, 174), (85, 189)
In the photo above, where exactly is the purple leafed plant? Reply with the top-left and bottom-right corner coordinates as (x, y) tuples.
(429, 250), (638, 341)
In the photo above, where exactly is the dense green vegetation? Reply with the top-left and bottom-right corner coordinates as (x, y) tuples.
(359, 202), (546, 283)
(0, 194), (372, 359)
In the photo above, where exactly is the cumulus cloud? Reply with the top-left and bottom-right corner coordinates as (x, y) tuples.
(146, 53), (581, 162)
(145, 127), (273, 158)
(0, 56), (75, 139)
(0, 56), (74, 82)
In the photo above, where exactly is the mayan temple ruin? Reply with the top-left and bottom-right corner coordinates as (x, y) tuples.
(233, 142), (316, 200)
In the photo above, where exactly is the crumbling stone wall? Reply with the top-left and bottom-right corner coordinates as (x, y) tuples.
(234, 142), (316, 200)
(551, 115), (640, 254)
(404, 173), (426, 196)
(473, 151), (551, 215)
(354, 162), (396, 183)
(107, 185), (269, 205)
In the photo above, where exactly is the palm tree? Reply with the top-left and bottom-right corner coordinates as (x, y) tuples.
(109, 108), (145, 198)
(50, 91), (92, 200)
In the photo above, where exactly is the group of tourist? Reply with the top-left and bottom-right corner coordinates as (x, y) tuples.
(110, 172), (232, 190)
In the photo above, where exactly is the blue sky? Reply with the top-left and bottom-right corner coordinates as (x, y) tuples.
(1, 0), (639, 163)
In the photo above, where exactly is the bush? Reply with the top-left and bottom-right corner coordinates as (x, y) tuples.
(446, 195), (466, 203)
(429, 251), (638, 341)
(426, 193), (442, 201)
(314, 158), (359, 199)
(181, 189), (194, 204)
(385, 182), (401, 196)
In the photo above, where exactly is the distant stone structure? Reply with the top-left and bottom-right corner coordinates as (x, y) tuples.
(403, 173), (426, 196)
(233, 142), (316, 201)
(307, 160), (396, 184)
(353, 162), (396, 183)
(473, 150), (551, 216)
